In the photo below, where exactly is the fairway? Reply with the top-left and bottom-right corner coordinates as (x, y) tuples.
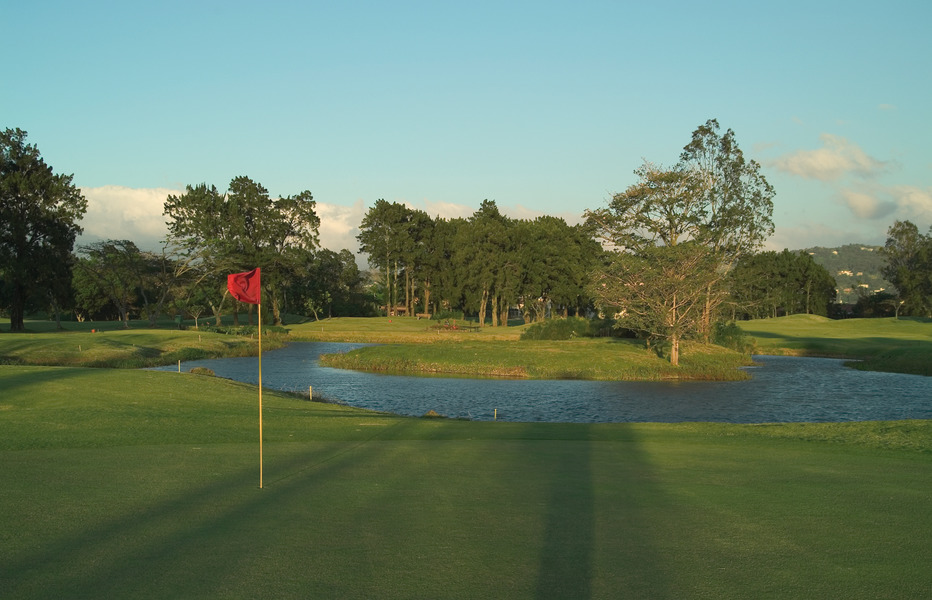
(2, 366), (930, 599)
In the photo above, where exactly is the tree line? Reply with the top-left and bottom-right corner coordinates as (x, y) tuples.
(3, 123), (930, 365)
(356, 198), (601, 325)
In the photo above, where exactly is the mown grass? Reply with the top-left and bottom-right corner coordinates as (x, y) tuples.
(287, 315), (528, 343)
(320, 338), (754, 381)
(0, 328), (277, 369)
(739, 314), (932, 376)
(1, 365), (930, 599)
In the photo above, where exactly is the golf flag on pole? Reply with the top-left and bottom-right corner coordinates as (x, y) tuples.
(227, 268), (261, 304)
(228, 268), (264, 488)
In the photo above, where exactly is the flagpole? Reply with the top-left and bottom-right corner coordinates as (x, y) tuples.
(258, 300), (263, 489)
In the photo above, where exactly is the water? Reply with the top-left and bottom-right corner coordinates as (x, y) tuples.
(152, 342), (932, 423)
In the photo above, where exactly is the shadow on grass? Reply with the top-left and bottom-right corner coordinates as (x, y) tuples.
(532, 424), (596, 599)
(0, 365), (103, 398)
(4, 415), (674, 598)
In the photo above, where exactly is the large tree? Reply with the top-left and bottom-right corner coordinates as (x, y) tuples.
(356, 200), (411, 315)
(881, 220), (932, 316)
(590, 243), (719, 366)
(679, 119), (776, 334)
(164, 177), (320, 325)
(75, 240), (145, 328)
(0, 128), (86, 331)
(585, 119), (775, 353)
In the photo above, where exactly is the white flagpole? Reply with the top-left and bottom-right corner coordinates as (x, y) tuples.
(258, 300), (263, 489)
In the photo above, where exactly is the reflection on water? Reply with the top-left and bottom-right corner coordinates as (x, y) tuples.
(152, 342), (932, 423)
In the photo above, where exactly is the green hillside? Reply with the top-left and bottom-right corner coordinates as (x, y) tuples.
(802, 244), (890, 303)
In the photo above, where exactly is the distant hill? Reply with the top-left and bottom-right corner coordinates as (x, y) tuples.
(801, 244), (891, 304)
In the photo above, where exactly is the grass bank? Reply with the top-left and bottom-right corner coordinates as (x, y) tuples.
(287, 315), (527, 342)
(320, 337), (753, 381)
(739, 314), (932, 376)
(0, 319), (281, 369)
(1, 365), (929, 599)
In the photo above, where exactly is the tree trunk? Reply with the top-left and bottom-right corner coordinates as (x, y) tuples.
(393, 260), (399, 315)
(271, 291), (282, 326)
(491, 295), (499, 327)
(423, 280), (431, 315)
(478, 289), (489, 327)
(670, 334), (680, 366)
(9, 283), (26, 332)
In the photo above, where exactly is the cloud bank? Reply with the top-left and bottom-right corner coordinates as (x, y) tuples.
(77, 186), (369, 255)
(771, 134), (887, 181)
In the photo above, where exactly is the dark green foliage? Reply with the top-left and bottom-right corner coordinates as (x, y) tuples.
(711, 321), (755, 354)
(851, 291), (898, 318)
(430, 310), (465, 321)
(0, 129), (87, 332)
(880, 220), (932, 316)
(357, 199), (599, 325)
(188, 366), (215, 376)
(729, 250), (836, 319)
(163, 177), (321, 326)
(202, 324), (289, 336)
(520, 317), (593, 340)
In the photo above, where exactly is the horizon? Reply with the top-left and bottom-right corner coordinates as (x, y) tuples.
(4, 2), (930, 259)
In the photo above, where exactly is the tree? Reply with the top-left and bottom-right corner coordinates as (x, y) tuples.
(76, 240), (146, 328)
(590, 243), (719, 366)
(585, 162), (705, 251)
(164, 177), (320, 326)
(679, 119), (775, 334)
(881, 220), (932, 316)
(357, 200), (411, 315)
(454, 200), (516, 327)
(585, 119), (775, 354)
(729, 250), (836, 319)
(0, 128), (86, 331)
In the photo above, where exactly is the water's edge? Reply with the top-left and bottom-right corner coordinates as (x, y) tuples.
(152, 342), (932, 423)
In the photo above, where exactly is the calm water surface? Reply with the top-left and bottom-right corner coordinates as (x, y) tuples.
(153, 342), (932, 423)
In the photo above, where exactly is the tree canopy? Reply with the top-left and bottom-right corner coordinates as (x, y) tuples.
(585, 119), (776, 361)
(163, 177), (320, 325)
(881, 220), (932, 316)
(0, 128), (86, 332)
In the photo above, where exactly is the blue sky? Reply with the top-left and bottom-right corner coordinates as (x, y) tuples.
(4, 0), (930, 256)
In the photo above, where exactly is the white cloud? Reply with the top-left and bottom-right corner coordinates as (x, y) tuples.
(421, 200), (474, 220)
(891, 185), (932, 217)
(838, 189), (897, 220)
(315, 200), (365, 253)
(771, 134), (887, 181)
(831, 183), (932, 228)
(79, 186), (371, 256)
(765, 222), (882, 251)
(78, 185), (176, 250)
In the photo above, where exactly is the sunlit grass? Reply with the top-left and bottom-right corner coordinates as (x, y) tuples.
(287, 315), (529, 343)
(739, 314), (932, 375)
(0, 326), (278, 369)
(320, 337), (753, 381)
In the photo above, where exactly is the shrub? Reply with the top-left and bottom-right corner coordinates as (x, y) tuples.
(431, 310), (464, 321)
(712, 321), (755, 354)
(203, 325), (288, 336)
(521, 317), (593, 341)
(189, 367), (215, 376)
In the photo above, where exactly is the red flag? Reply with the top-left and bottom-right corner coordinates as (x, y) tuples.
(228, 268), (261, 304)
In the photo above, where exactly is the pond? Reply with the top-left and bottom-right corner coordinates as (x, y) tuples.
(152, 342), (932, 423)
